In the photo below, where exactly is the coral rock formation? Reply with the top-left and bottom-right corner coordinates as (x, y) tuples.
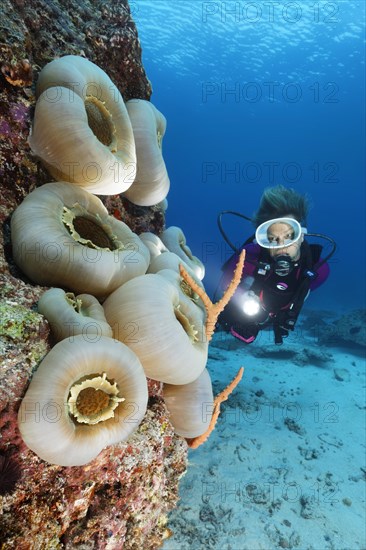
(0, 1), (184, 547)
(318, 309), (366, 348)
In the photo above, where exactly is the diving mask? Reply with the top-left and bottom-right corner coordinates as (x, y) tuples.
(255, 217), (307, 250)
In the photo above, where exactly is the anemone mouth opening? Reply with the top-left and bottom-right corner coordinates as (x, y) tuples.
(65, 292), (82, 312)
(77, 387), (110, 416)
(84, 96), (116, 149)
(174, 304), (199, 343)
(180, 278), (199, 304)
(63, 204), (122, 251)
(73, 216), (115, 249)
(68, 372), (124, 425)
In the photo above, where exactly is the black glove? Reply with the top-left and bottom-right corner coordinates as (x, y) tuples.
(273, 311), (296, 344)
(277, 310), (297, 332)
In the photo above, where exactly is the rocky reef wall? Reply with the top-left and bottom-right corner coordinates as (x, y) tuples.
(0, 1), (186, 547)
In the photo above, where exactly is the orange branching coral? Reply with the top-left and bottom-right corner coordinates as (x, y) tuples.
(179, 249), (246, 342)
(187, 367), (244, 449)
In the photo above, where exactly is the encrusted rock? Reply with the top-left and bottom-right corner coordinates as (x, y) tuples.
(0, 1), (184, 547)
(318, 309), (366, 348)
(293, 347), (333, 367)
(333, 368), (350, 382)
(0, 0), (164, 236)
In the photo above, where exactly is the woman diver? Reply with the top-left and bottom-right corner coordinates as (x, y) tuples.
(218, 185), (336, 345)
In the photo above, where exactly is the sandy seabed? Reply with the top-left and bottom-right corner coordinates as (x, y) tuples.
(163, 310), (366, 550)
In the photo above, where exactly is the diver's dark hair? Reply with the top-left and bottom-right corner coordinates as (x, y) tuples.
(252, 185), (310, 227)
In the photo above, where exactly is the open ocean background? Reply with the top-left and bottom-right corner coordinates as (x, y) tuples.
(132, 3), (366, 549)
(134, 0), (365, 312)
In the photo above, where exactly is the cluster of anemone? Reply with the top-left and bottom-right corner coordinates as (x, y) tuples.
(28, 55), (170, 202)
(13, 55), (244, 467)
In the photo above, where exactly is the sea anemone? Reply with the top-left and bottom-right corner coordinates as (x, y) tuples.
(139, 232), (168, 261)
(28, 55), (136, 195)
(38, 288), (112, 342)
(123, 99), (170, 206)
(139, 232), (203, 294)
(103, 273), (208, 385)
(158, 268), (204, 314)
(18, 336), (148, 466)
(10, 182), (150, 297)
(148, 250), (204, 290)
(163, 369), (214, 438)
(160, 226), (205, 280)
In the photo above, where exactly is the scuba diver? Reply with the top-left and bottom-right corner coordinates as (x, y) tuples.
(218, 185), (336, 345)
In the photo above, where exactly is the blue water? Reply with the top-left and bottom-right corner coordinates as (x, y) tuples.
(133, 0), (365, 312)
(130, 5), (366, 548)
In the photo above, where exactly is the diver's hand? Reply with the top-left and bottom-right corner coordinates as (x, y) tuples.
(277, 311), (296, 332)
(274, 312), (295, 343)
(281, 317), (296, 331)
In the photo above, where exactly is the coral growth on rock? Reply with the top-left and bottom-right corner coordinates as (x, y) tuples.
(0, 0), (164, 235)
(0, 1), (184, 547)
(318, 309), (366, 348)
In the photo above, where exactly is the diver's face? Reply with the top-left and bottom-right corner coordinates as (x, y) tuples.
(267, 221), (302, 261)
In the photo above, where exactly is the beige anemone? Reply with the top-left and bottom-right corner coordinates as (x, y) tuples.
(163, 369), (214, 438)
(38, 288), (112, 342)
(18, 336), (148, 466)
(124, 99), (170, 206)
(157, 268), (205, 315)
(10, 182), (150, 297)
(142, 233), (205, 301)
(103, 273), (208, 385)
(139, 232), (168, 261)
(148, 250), (204, 290)
(28, 55), (136, 195)
(160, 226), (205, 280)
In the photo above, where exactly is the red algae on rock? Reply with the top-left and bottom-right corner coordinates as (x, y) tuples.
(0, 1), (185, 547)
